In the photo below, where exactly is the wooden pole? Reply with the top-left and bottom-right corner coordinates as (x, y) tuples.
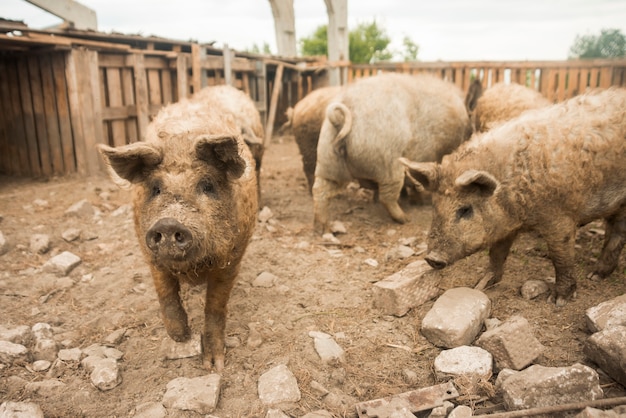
(264, 63), (284, 147)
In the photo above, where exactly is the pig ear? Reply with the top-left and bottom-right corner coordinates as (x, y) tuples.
(195, 135), (246, 180)
(399, 158), (439, 192)
(455, 169), (499, 196)
(97, 142), (162, 187)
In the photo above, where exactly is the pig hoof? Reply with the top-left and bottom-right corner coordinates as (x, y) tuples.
(166, 324), (191, 342)
(203, 356), (224, 372)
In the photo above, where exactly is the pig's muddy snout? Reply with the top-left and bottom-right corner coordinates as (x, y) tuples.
(146, 218), (193, 259)
(425, 252), (448, 270)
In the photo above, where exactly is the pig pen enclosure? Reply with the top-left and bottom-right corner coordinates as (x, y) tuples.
(2, 24), (626, 417)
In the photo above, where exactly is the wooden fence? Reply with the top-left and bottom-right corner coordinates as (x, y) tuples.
(1, 22), (626, 179)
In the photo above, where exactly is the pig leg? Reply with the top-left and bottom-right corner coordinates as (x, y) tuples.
(589, 212), (626, 280)
(151, 267), (190, 342)
(378, 180), (407, 224)
(201, 269), (237, 371)
(543, 221), (578, 307)
(313, 176), (344, 234)
(475, 233), (517, 290)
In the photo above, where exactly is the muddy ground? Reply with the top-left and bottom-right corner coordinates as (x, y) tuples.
(0, 134), (625, 417)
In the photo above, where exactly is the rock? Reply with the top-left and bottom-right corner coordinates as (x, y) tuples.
(500, 363), (603, 411)
(29, 234), (51, 254)
(81, 355), (104, 372)
(421, 287), (491, 348)
(585, 294), (626, 333)
(64, 199), (94, 217)
(90, 357), (122, 391)
(25, 379), (66, 396)
(162, 374), (221, 414)
(475, 315), (544, 370)
(520, 279), (550, 300)
(133, 402), (167, 418)
(433, 345), (492, 380)
(308, 331), (345, 363)
(0, 231), (9, 255)
(429, 400), (454, 417)
(372, 260), (440, 317)
(0, 341), (30, 364)
(402, 369), (418, 386)
(322, 233), (340, 244)
(309, 380), (330, 397)
(0, 401), (44, 418)
(160, 333), (201, 360)
(31, 360), (51, 371)
(330, 220), (346, 234)
(258, 206), (273, 223)
(253, 271), (277, 288)
(43, 251), (81, 276)
(448, 405), (473, 418)
(0, 325), (33, 345)
(384, 244), (415, 261)
(584, 325), (626, 387)
(32, 338), (58, 362)
(247, 323), (264, 348)
(266, 409), (291, 418)
(32, 323), (53, 340)
(57, 347), (82, 362)
(103, 328), (127, 345)
(258, 364), (301, 405)
(61, 228), (82, 242)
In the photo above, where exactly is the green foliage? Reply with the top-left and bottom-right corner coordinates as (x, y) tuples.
(299, 20), (418, 63)
(247, 42), (273, 55)
(569, 28), (626, 59)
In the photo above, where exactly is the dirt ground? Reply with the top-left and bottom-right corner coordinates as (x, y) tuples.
(0, 134), (625, 417)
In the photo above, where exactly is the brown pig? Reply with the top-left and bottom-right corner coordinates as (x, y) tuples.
(401, 87), (626, 306)
(97, 90), (258, 371)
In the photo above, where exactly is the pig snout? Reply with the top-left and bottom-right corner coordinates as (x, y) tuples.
(425, 252), (448, 270)
(146, 218), (193, 257)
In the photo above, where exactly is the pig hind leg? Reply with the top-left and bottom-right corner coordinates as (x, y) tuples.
(201, 270), (237, 371)
(313, 176), (345, 234)
(544, 220), (578, 307)
(589, 211), (626, 281)
(378, 179), (408, 224)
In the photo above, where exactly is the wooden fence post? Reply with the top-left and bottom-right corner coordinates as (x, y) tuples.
(264, 63), (284, 147)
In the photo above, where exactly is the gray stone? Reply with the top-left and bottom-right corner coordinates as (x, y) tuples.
(0, 231), (9, 255)
(24, 379), (66, 397)
(0, 325), (33, 345)
(64, 199), (94, 217)
(162, 374), (221, 414)
(500, 363), (603, 411)
(61, 228), (81, 242)
(0, 340), (30, 364)
(258, 206), (273, 223)
(266, 409), (291, 418)
(421, 287), (491, 348)
(31, 360), (51, 372)
(520, 279), (550, 300)
(309, 331), (345, 363)
(103, 328), (127, 345)
(585, 294), (626, 333)
(253, 271), (277, 288)
(29, 234), (51, 254)
(32, 323), (53, 340)
(475, 315), (544, 370)
(43, 251), (81, 276)
(258, 364), (301, 405)
(384, 245), (415, 261)
(330, 220), (347, 234)
(494, 368), (517, 391)
(160, 333), (201, 360)
(32, 338), (58, 362)
(82, 343), (106, 358)
(309, 380), (329, 397)
(584, 325), (626, 387)
(80, 355), (104, 372)
(402, 369), (418, 385)
(90, 357), (122, 391)
(247, 323), (264, 348)
(428, 400), (454, 417)
(57, 347), (82, 362)
(133, 402), (168, 418)
(433, 345), (492, 380)
(0, 401), (44, 418)
(372, 260), (440, 317)
(448, 405), (473, 418)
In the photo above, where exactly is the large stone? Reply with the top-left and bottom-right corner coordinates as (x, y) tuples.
(584, 325), (626, 387)
(162, 374), (221, 414)
(43, 251), (81, 276)
(90, 358), (122, 391)
(372, 260), (440, 317)
(258, 364), (301, 405)
(0, 401), (44, 418)
(0, 340), (30, 364)
(585, 294), (626, 333)
(309, 331), (345, 363)
(433, 345), (492, 380)
(500, 363), (603, 411)
(475, 315), (544, 370)
(421, 287), (491, 348)
(0, 325), (33, 345)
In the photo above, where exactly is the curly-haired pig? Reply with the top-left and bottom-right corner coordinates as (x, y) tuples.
(97, 89), (258, 371)
(312, 73), (472, 233)
(401, 87), (626, 306)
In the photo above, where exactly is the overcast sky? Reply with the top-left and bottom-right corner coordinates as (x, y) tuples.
(2, 0), (626, 61)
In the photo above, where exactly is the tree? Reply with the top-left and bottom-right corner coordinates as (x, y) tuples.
(569, 28), (626, 59)
(247, 42), (273, 55)
(300, 20), (416, 63)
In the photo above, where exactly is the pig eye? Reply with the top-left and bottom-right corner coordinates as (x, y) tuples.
(456, 205), (473, 220)
(150, 182), (162, 198)
(198, 180), (215, 196)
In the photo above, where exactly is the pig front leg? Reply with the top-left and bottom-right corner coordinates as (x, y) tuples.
(201, 270), (237, 371)
(312, 176), (343, 235)
(475, 233), (517, 290)
(589, 213), (626, 281)
(151, 267), (190, 342)
(543, 220), (578, 307)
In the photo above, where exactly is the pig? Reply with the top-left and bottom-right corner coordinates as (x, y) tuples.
(97, 88), (259, 371)
(192, 85), (265, 204)
(282, 86), (343, 193)
(401, 87), (626, 307)
(313, 73), (472, 234)
(465, 80), (552, 133)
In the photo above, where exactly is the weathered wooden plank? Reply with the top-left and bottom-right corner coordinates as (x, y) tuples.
(121, 67), (138, 144)
(176, 54), (188, 100)
(39, 53), (65, 174)
(106, 67), (126, 147)
(16, 56), (41, 177)
(4, 59), (32, 176)
(599, 67), (612, 88)
(161, 68), (173, 105)
(65, 49), (87, 175)
(191, 43), (202, 93)
(147, 69), (162, 109)
(51, 53), (76, 173)
(0, 60), (14, 174)
(28, 55), (53, 176)
(132, 53), (150, 140)
(86, 48), (105, 175)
